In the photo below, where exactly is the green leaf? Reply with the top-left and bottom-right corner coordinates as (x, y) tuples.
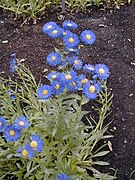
(92, 151), (110, 157)
(93, 161), (110, 166)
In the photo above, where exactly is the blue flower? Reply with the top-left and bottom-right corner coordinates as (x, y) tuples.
(94, 64), (110, 80)
(42, 21), (57, 34)
(61, 29), (71, 38)
(79, 74), (89, 85)
(10, 52), (16, 57)
(66, 80), (82, 92)
(10, 58), (18, 73)
(80, 30), (96, 45)
(60, 70), (77, 84)
(14, 116), (30, 130)
(37, 85), (53, 100)
(83, 64), (95, 73)
(30, 134), (44, 153)
(46, 52), (62, 66)
(67, 47), (79, 55)
(0, 116), (6, 132)
(16, 144), (34, 159)
(47, 71), (61, 81)
(62, 20), (78, 29)
(51, 80), (65, 95)
(63, 32), (80, 48)
(69, 56), (83, 70)
(4, 124), (21, 142)
(47, 26), (62, 39)
(56, 173), (69, 180)
(8, 90), (16, 101)
(83, 81), (101, 99)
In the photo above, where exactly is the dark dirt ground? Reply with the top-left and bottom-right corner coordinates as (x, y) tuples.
(0, 4), (135, 180)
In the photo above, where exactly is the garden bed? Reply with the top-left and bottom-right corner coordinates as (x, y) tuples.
(0, 4), (135, 180)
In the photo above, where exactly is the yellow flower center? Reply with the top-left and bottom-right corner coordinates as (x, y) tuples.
(81, 78), (88, 84)
(86, 34), (91, 40)
(71, 82), (76, 86)
(89, 85), (96, 93)
(53, 30), (58, 34)
(52, 75), (57, 79)
(74, 60), (78, 65)
(19, 121), (24, 126)
(68, 38), (74, 43)
(55, 84), (60, 90)
(63, 32), (67, 35)
(99, 68), (105, 74)
(22, 149), (28, 157)
(51, 56), (56, 61)
(65, 74), (72, 80)
(68, 23), (72, 27)
(30, 141), (38, 148)
(47, 25), (52, 29)
(9, 130), (15, 136)
(0, 122), (2, 126)
(43, 90), (48, 95)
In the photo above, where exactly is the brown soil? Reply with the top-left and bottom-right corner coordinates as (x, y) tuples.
(0, 5), (135, 180)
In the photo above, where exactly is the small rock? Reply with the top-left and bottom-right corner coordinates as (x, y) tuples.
(2, 40), (8, 44)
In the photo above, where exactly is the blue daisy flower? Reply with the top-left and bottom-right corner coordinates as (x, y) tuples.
(14, 116), (30, 130)
(42, 21), (57, 34)
(47, 26), (62, 39)
(46, 52), (62, 66)
(4, 124), (21, 142)
(80, 30), (96, 45)
(0, 116), (6, 132)
(63, 32), (80, 48)
(51, 80), (65, 95)
(61, 29), (71, 38)
(66, 80), (82, 92)
(83, 81), (101, 100)
(10, 58), (18, 73)
(37, 85), (53, 100)
(67, 47), (79, 55)
(10, 52), (16, 57)
(29, 134), (44, 153)
(62, 20), (78, 29)
(83, 64), (95, 73)
(60, 70), (77, 84)
(94, 64), (110, 80)
(69, 56), (83, 70)
(47, 71), (61, 81)
(56, 173), (69, 180)
(16, 144), (34, 159)
(79, 74), (89, 85)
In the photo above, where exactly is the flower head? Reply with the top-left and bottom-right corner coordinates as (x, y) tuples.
(42, 21), (57, 34)
(37, 85), (53, 100)
(47, 71), (61, 81)
(67, 47), (79, 55)
(47, 26), (62, 39)
(46, 52), (62, 66)
(63, 32), (80, 48)
(4, 124), (21, 142)
(79, 74), (89, 85)
(69, 56), (83, 70)
(0, 116), (6, 132)
(16, 144), (34, 159)
(83, 64), (95, 73)
(56, 173), (69, 180)
(94, 64), (110, 80)
(80, 30), (96, 45)
(62, 20), (78, 29)
(66, 80), (82, 92)
(14, 116), (30, 130)
(83, 81), (101, 99)
(51, 80), (65, 95)
(30, 134), (44, 152)
(60, 70), (77, 84)
(10, 58), (18, 73)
